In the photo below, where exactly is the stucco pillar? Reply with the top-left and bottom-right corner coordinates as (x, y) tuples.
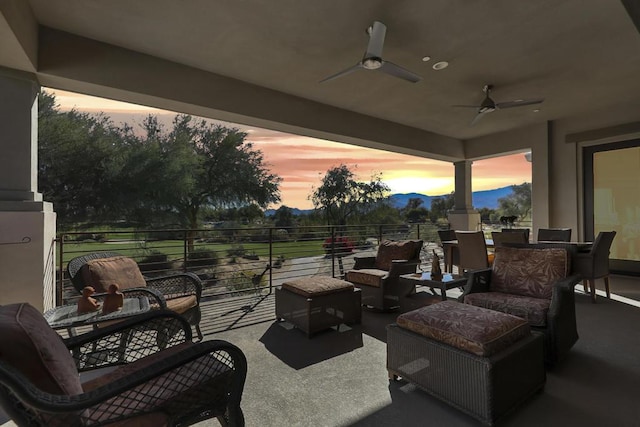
(448, 160), (481, 231)
(0, 69), (56, 312)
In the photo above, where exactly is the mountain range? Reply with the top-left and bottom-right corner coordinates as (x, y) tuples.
(266, 185), (515, 216)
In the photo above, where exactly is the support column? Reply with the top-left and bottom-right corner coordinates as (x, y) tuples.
(447, 160), (481, 231)
(0, 69), (56, 312)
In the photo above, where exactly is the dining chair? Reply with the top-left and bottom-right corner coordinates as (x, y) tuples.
(437, 229), (460, 273)
(537, 228), (572, 242)
(502, 228), (530, 241)
(572, 231), (617, 303)
(455, 231), (492, 273)
(492, 230), (528, 247)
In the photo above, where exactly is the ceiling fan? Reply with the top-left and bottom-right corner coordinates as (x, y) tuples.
(454, 85), (544, 125)
(320, 21), (421, 84)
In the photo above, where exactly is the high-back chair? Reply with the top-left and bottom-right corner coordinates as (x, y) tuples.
(502, 228), (530, 241)
(572, 231), (617, 302)
(345, 239), (423, 311)
(455, 231), (492, 273)
(461, 246), (581, 364)
(492, 230), (528, 247)
(537, 228), (572, 242)
(0, 303), (247, 427)
(437, 229), (460, 273)
(67, 252), (204, 340)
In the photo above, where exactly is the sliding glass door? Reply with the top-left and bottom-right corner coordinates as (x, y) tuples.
(584, 139), (640, 274)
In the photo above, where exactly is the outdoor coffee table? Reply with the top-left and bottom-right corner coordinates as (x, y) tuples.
(400, 272), (467, 302)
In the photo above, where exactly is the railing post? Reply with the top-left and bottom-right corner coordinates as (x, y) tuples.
(58, 236), (64, 306)
(378, 225), (383, 245)
(183, 229), (188, 273)
(268, 227), (273, 294)
(330, 227), (336, 278)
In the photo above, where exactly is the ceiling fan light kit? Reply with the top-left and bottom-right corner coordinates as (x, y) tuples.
(320, 21), (422, 83)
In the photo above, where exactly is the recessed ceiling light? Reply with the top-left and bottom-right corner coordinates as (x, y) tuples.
(422, 56), (431, 62)
(432, 61), (449, 70)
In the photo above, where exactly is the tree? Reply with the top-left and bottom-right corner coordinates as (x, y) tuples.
(429, 193), (455, 223)
(38, 91), (133, 228)
(498, 183), (532, 220)
(134, 115), (282, 249)
(310, 165), (389, 226)
(403, 197), (430, 223)
(273, 206), (295, 228)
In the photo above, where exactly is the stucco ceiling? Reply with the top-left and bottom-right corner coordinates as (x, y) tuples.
(6, 0), (640, 142)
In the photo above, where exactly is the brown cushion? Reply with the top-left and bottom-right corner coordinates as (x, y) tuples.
(0, 303), (82, 395)
(491, 247), (569, 299)
(345, 269), (387, 287)
(165, 295), (198, 314)
(396, 300), (530, 357)
(375, 240), (422, 271)
(464, 292), (551, 327)
(80, 256), (147, 293)
(282, 276), (354, 298)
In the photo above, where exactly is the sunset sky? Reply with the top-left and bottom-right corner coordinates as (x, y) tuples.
(49, 89), (531, 210)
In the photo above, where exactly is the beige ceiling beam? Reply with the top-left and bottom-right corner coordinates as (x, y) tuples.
(0, 0), (38, 72)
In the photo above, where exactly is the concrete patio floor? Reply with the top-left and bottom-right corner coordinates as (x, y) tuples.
(188, 273), (640, 427)
(2, 274), (638, 427)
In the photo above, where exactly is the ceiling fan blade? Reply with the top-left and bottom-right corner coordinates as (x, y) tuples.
(452, 104), (482, 108)
(471, 111), (488, 126)
(319, 63), (363, 83)
(496, 98), (544, 109)
(379, 61), (421, 83)
(365, 21), (386, 59)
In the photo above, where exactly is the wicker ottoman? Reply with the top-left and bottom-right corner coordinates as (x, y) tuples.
(387, 301), (545, 426)
(275, 276), (362, 337)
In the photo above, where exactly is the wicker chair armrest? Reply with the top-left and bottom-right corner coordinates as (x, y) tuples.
(387, 260), (420, 277)
(548, 274), (582, 319)
(65, 310), (192, 370)
(0, 340), (247, 424)
(353, 256), (376, 269)
(145, 272), (203, 301)
(92, 287), (167, 309)
(460, 268), (492, 297)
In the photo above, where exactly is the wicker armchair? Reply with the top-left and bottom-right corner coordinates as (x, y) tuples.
(67, 252), (204, 340)
(345, 240), (423, 311)
(0, 303), (247, 427)
(460, 246), (581, 364)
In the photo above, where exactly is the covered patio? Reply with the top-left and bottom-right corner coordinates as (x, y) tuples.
(1, 1), (640, 425)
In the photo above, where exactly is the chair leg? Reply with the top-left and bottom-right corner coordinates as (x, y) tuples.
(604, 276), (611, 299)
(195, 324), (204, 341)
(583, 280), (588, 294)
(589, 279), (597, 303)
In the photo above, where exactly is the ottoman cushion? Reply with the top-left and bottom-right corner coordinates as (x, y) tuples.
(396, 301), (530, 357)
(282, 276), (354, 298)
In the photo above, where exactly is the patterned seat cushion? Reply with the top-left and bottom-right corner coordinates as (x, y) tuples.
(396, 300), (530, 357)
(374, 240), (422, 270)
(464, 292), (551, 327)
(491, 247), (569, 299)
(345, 269), (387, 288)
(282, 276), (354, 298)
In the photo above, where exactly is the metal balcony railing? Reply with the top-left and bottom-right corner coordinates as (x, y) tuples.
(56, 221), (532, 305)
